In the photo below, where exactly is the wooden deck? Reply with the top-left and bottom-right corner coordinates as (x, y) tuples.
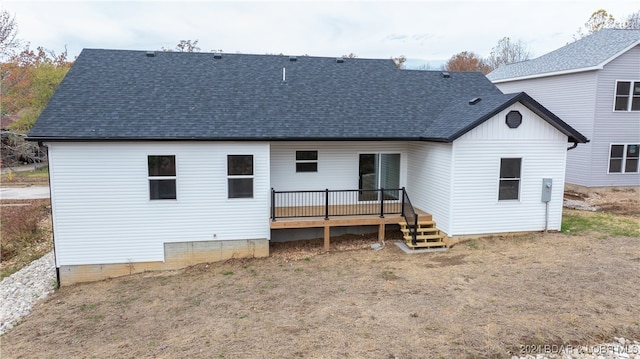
(270, 205), (431, 250)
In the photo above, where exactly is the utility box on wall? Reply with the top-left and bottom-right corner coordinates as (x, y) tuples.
(541, 178), (552, 202)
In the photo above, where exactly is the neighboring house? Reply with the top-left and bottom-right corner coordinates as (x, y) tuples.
(28, 49), (587, 285)
(488, 29), (640, 189)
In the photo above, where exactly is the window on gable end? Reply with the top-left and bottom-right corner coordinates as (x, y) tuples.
(498, 158), (521, 201)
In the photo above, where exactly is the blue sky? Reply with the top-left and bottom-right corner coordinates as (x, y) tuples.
(2, 0), (639, 68)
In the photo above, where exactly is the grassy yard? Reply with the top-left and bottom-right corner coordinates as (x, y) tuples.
(0, 166), (49, 185)
(1, 205), (638, 358)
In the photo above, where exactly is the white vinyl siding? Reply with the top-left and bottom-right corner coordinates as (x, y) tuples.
(495, 71), (597, 187)
(495, 44), (640, 187)
(406, 142), (453, 234)
(47, 141), (271, 266)
(450, 103), (567, 236)
(270, 141), (408, 191)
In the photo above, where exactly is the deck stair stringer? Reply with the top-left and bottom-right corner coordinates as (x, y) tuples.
(399, 220), (448, 250)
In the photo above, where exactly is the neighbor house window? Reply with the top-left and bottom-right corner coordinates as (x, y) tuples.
(296, 151), (318, 172)
(609, 144), (639, 173)
(148, 155), (176, 200)
(499, 158), (521, 201)
(228, 155), (253, 198)
(614, 81), (640, 111)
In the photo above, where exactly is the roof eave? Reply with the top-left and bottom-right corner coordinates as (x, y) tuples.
(492, 39), (640, 84)
(443, 93), (589, 144)
(26, 136), (427, 142)
(491, 65), (602, 83)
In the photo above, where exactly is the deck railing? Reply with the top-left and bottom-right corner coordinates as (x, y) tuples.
(271, 187), (418, 227)
(401, 189), (418, 243)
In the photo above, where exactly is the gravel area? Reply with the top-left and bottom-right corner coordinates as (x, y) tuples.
(0, 251), (56, 335)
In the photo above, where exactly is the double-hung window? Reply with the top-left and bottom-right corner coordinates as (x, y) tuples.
(228, 155), (253, 198)
(296, 151), (318, 172)
(148, 155), (176, 200)
(498, 158), (521, 201)
(614, 81), (640, 111)
(609, 144), (639, 173)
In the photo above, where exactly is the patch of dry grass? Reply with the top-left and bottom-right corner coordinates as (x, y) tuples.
(0, 199), (52, 278)
(2, 229), (639, 358)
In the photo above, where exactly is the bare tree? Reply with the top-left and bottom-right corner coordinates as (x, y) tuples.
(162, 39), (201, 52)
(393, 55), (407, 69)
(574, 9), (617, 38)
(574, 9), (640, 39)
(486, 37), (532, 71)
(0, 10), (21, 60)
(416, 63), (434, 71)
(444, 51), (491, 74)
(621, 10), (640, 29)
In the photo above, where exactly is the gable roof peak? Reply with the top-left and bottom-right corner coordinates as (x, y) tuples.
(488, 28), (640, 82)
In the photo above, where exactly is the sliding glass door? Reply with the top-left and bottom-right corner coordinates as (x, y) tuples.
(359, 153), (400, 201)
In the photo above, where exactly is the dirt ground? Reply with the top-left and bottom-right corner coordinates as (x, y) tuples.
(1, 189), (638, 358)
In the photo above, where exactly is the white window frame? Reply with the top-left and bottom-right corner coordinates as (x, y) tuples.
(148, 155), (177, 200)
(498, 157), (522, 201)
(295, 150), (318, 173)
(608, 144), (640, 174)
(227, 155), (254, 199)
(613, 80), (640, 112)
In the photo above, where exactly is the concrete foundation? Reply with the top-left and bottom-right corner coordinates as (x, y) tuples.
(58, 239), (269, 286)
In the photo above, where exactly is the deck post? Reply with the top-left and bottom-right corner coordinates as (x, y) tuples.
(324, 226), (330, 250)
(401, 187), (406, 217)
(378, 223), (385, 241)
(324, 188), (329, 220)
(379, 187), (384, 218)
(271, 188), (276, 222)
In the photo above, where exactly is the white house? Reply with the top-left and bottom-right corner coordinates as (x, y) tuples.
(488, 29), (640, 189)
(28, 49), (588, 285)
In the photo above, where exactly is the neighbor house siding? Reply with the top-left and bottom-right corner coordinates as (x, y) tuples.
(495, 71), (597, 187)
(270, 141), (409, 192)
(449, 103), (568, 236)
(407, 142), (453, 234)
(591, 45), (640, 186)
(47, 141), (271, 266)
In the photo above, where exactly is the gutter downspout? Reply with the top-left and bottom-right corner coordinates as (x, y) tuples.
(567, 142), (578, 151)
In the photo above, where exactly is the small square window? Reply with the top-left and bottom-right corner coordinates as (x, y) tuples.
(150, 179), (177, 200)
(228, 178), (253, 198)
(228, 155), (253, 176)
(296, 150), (318, 173)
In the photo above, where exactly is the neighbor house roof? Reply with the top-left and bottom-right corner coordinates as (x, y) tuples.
(488, 29), (640, 83)
(28, 49), (587, 143)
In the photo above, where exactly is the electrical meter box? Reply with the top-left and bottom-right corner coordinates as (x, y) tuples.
(541, 178), (552, 202)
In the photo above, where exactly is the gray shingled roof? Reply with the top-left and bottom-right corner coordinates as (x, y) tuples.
(28, 49), (586, 143)
(487, 29), (640, 82)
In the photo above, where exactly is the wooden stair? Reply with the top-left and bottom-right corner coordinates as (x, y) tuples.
(399, 220), (447, 250)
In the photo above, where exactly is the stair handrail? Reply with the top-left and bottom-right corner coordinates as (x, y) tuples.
(401, 187), (418, 244)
